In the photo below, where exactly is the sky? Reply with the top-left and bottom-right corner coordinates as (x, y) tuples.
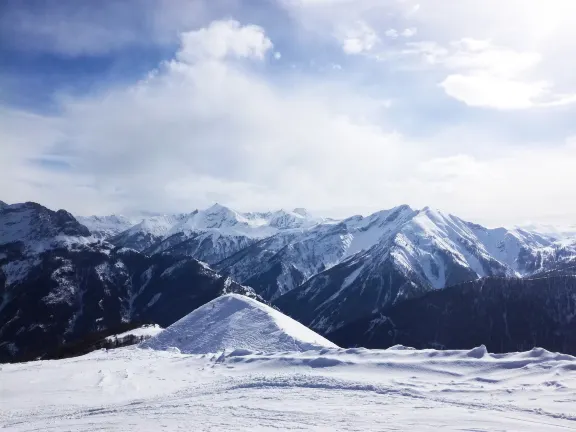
(2, 0), (576, 226)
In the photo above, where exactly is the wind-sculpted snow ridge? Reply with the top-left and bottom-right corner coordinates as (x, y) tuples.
(140, 294), (338, 354)
(2, 344), (575, 431)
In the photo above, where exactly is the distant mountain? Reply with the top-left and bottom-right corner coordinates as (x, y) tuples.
(217, 205), (416, 301)
(76, 215), (141, 240)
(275, 207), (575, 333)
(0, 202), (262, 362)
(107, 204), (326, 266)
(328, 276), (576, 356)
(110, 214), (188, 251)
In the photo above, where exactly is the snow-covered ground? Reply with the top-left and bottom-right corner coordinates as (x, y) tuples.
(2, 345), (575, 431)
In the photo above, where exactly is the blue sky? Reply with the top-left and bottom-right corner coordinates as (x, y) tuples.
(2, 0), (576, 226)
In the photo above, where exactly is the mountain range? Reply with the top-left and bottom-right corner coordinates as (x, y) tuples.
(2, 200), (576, 361)
(79, 202), (576, 332)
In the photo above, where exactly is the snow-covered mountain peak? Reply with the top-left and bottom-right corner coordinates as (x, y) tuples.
(0, 202), (91, 248)
(292, 207), (309, 217)
(268, 208), (322, 230)
(204, 203), (237, 218)
(133, 215), (184, 236)
(361, 205), (414, 226)
(141, 293), (338, 353)
(76, 214), (139, 239)
(414, 206), (455, 226)
(170, 204), (274, 238)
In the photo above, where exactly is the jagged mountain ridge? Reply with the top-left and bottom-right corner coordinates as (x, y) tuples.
(105, 204), (326, 264)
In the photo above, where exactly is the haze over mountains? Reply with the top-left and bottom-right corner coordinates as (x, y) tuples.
(1, 200), (576, 361)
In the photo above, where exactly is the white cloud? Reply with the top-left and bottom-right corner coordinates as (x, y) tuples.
(178, 20), (272, 62)
(401, 27), (417, 37)
(282, 0), (576, 110)
(406, 39), (576, 109)
(0, 20), (418, 216)
(416, 139), (576, 225)
(440, 74), (549, 110)
(339, 21), (379, 54)
(385, 29), (399, 39)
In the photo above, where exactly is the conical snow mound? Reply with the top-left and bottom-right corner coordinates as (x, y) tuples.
(140, 294), (338, 354)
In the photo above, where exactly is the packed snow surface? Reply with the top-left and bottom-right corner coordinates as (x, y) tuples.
(2, 345), (575, 431)
(140, 294), (337, 353)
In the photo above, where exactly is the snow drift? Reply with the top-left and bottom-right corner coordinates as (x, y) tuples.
(140, 294), (338, 353)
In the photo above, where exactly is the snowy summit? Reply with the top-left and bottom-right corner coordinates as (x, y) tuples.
(140, 294), (338, 354)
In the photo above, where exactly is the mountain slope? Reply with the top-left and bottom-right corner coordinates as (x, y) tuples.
(328, 275), (576, 355)
(0, 243), (261, 362)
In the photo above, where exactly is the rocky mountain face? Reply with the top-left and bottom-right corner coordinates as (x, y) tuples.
(328, 276), (576, 356)
(0, 203), (261, 362)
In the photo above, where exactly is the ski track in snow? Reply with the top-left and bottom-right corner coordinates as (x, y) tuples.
(2, 345), (576, 431)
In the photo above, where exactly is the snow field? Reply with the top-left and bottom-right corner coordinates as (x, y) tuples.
(1, 345), (575, 431)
